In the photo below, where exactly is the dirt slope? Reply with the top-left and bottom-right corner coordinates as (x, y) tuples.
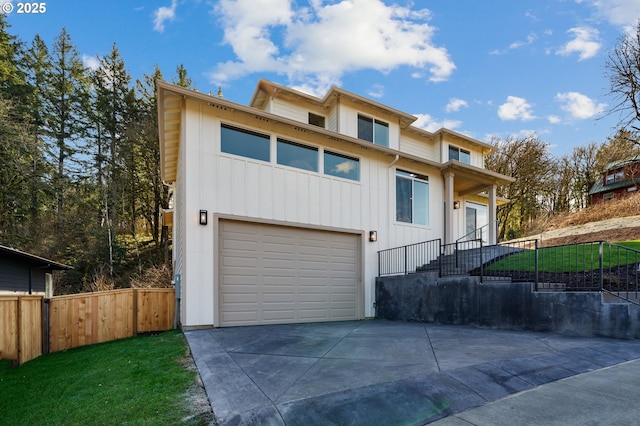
(513, 192), (640, 246)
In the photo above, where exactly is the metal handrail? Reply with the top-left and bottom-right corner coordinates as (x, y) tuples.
(377, 238), (639, 304)
(456, 220), (499, 244)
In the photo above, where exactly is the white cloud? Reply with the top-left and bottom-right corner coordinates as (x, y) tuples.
(445, 98), (468, 113)
(556, 26), (601, 60)
(367, 84), (385, 99)
(153, 0), (177, 32)
(547, 115), (562, 124)
(555, 91), (606, 119)
(490, 33), (538, 55)
(580, 0), (640, 32)
(209, 0), (455, 91)
(498, 96), (535, 121)
(82, 54), (100, 71)
(412, 113), (462, 132)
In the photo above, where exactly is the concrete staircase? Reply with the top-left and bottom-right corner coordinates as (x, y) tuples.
(418, 245), (524, 275)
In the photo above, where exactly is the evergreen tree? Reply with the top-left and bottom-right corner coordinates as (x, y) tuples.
(42, 28), (89, 229)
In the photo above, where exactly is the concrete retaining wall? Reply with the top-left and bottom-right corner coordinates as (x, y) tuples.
(375, 273), (640, 339)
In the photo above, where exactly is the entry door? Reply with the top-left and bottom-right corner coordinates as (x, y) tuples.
(465, 202), (488, 242)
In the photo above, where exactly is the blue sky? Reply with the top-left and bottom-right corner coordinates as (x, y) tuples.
(5, 0), (640, 156)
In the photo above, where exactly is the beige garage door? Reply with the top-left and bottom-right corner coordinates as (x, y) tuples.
(218, 220), (361, 327)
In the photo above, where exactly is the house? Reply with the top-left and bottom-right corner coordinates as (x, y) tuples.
(157, 79), (514, 328)
(589, 153), (640, 205)
(0, 245), (71, 296)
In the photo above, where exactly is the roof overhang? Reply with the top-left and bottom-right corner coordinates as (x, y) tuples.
(441, 160), (515, 196)
(157, 81), (515, 193)
(0, 245), (71, 270)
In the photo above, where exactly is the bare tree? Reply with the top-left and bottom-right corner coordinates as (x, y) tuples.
(606, 20), (640, 137)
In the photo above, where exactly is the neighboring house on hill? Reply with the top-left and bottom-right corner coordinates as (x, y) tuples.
(589, 153), (640, 205)
(0, 245), (71, 296)
(157, 79), (514, 328)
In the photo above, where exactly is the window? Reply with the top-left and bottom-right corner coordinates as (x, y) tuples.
(358, 114), (389, 147)
(277, 139), (318, 171)
(603, 192), (615, 202)
(324, 151), (359, 181)
(308, 112), (325, 128)
(396, 169), (429, 225)
(605, 170), (625, 185)
(221, 124), (270, 162)
(449, 146), (471, 164)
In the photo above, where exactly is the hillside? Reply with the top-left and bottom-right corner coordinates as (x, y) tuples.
(520, 192), (640, 246)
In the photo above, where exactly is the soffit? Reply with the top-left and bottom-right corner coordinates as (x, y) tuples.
(441, 161), (515, 196)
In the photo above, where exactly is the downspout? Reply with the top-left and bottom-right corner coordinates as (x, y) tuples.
(388, 154), (399, 168)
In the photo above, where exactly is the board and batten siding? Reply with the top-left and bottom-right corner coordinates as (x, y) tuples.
(177, 99), (444, 326)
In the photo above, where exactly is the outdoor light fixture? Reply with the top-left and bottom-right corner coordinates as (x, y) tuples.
(453, 201), (460, 210)
(199, 210), (208, 225)
(369, 230), (378, 242)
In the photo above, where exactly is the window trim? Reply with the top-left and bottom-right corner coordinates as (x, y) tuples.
(276, 138), (319, 172)
(308, 112), (325, 128)
(357, 114), (389, 147)
(449, 145), (471, 164)
(324, 150), (360, 181)
(220, 123), (271, 162)
(395, 168), (429, 226)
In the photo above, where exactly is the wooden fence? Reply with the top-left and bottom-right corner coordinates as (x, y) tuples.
(1, 288), (175, 365)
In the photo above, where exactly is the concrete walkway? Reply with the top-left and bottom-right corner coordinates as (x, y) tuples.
(185, 320), (640, 425)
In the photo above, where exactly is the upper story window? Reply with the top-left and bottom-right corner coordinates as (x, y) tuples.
(605, 170), (624, 185)
(324, 151), (359, 181)
(221, 124), (270, 162)
(449, 146), (471, 164)
(358, 114), (389, 147)
(396, 169), (429, 226)
(277, 139), (318, 172)
(308, 112), (325, 128)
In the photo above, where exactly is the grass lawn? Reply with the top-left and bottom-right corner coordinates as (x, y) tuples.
(488, 240), (640, 272)
(0, 331), (209, 425)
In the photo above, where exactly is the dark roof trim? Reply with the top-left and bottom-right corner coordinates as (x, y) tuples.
(0, 245), (72, 270)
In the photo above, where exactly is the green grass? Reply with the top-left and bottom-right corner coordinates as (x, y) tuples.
(0, 331), (206, 426)
(488, 240), (640, 272)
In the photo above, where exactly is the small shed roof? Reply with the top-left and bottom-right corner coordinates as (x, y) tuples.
(0, 245), (71, 270)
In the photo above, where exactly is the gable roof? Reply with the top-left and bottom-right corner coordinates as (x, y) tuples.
(0, 245), (71, 270)
(249, 79), (496, 154)
(157, 81), (513, 191)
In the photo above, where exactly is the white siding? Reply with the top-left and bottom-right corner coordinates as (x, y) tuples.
(179, 99), (446, 327)
(400, 134), (439, 161)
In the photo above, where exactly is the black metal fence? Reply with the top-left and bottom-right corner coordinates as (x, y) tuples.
(378, 239), (640, 303)
(378, 239), (441, 276)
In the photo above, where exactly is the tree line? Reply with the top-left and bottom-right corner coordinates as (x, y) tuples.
(0, 16), (194, 292)
(1, 15), (640, 292)
(487, 21), (640, 240)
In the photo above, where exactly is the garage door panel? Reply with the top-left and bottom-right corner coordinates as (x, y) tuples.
(219, 220), (360, 326)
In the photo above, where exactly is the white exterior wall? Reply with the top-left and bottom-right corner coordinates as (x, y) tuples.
(337, 102), (401, 150)
(178, 99), (443, 326)
(399, 134), (439, 161)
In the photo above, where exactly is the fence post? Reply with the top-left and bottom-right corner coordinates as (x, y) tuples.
(598, 241), (604, 291)
(534, 239), (539, 291)
(404, 245), (408, 274)
(479, 241), (484, 283)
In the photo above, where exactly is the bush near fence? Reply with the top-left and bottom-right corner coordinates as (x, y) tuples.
(0, 288), (175, 365)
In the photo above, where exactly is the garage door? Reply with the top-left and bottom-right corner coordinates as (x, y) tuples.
(218, 220), (360, 326)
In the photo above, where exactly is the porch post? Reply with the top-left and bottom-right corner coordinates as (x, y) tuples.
(488, 184), (497, 245)
(444, 171), (455, 245)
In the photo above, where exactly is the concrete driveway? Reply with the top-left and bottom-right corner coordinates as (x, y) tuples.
(185, 320), (640, 425)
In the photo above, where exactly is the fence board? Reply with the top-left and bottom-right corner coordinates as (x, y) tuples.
(0, 296), (43, 365)
(18, 297), (43, 364)
(137, 289), (176, 333)
(1, 289), (175, 364)
(0, 297), (18, 361)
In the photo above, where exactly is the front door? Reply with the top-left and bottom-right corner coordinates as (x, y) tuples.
(465, 202), (488, 242)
